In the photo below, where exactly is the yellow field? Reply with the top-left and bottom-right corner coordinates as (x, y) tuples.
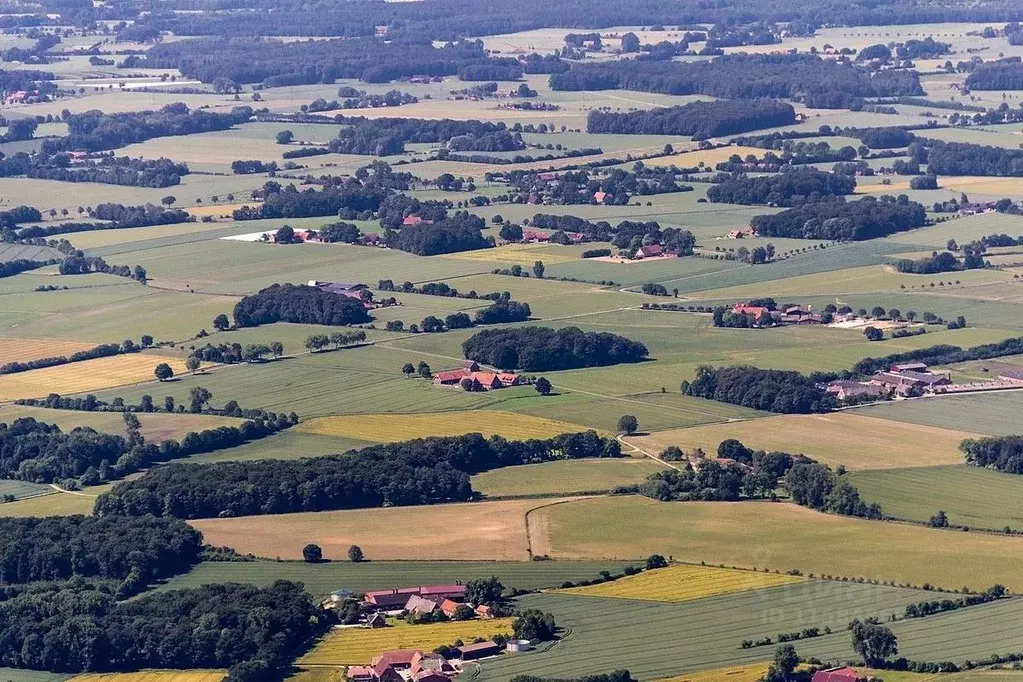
(440, 242), (580, 266)
(190, 498), (572, 561)
(0, 337), (96, 364)
(70, 671), (226, 682)
(299, 618), (515, 665)
(297, 411), (593, 443)
(630, 412), (977, 470)
(0, 483), (113, 518)
(558, 563), (805, 602)
(859, 176), (1023, 197)
(186, 203), (248, 218)
(0, 354), (188, 401)
(642, 146), (766, 169)
(656, 662), (772, 682)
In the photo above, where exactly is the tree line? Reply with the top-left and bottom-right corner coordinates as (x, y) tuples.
(11, 204), (193, 240)
(586, 100), (796, 140)
(850, 336), (1023, 376)
(960, 435), (1023, 474)
(964, 59), (1023, 90)
(550, 54), (923, 109)
(94, 430), (621, 518)
(0, 152), (188, 188)
(681, 365), (835, 413)
(707, 168), (856, 206)
(232, 283), (372, 328)
(924, 140), (1023, 177)
(750, 195), (928, 240)
(327, 116), (519, 156)
(462, 326), (648, 371)
(894, 249), (984, 274)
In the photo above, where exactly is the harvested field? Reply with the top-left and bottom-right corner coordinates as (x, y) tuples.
(190, 498), (574, 561)
(0, 338), (96, 364)
(69, 673), (225, 682)
(536, 497), (1023, 591)
(300, 618), (515, 665)
(297, 411), (593, 443)
(655, 663), (772, 682)
(641, 146), (766, 169)
(557, 564), (805, 603)
(629, 412), (975, 470)
(0, 354), (188, 401)
(439, 242), (581, 266)
(472, 458), (666, 497)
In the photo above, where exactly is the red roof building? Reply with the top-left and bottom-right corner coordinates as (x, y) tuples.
(402, 215), (425, 226)
(365, 588), (420, 608)
(347, 666), (375, 682)
(593, 191), (608, 204)
(410, 652), (454, 676)
(731, 303), (771, 320)
(434, 369), (469, 385)
(371, 650), (420, 669)
(439, 599), (461, 618)
(467, 372), (504, 390)
(456, 641), (503, 660)
(635, 244), (663, 259)
(497, 372), (520, 387)
(522, 228), (550, 242)
(811, 667), (860, 682)
(372, 663), (403, 682)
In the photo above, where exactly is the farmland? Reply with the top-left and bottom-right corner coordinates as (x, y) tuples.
(297, 411), (593, 442)
(0, 484), (112, 517)
(300, 618), (516, 665)
(0, 405), (244, 442)
(0, 354), (189, 401)
(534, 497), (1023, 591)
(628, 413), (977, 470)
(471, 458), (666, 497)
(656, 663), (772, 682)
(189, 498), (574, 561)
(68, 672), (226, 682)
(557, 564), (805, 603)
(0, 338), (96, 364)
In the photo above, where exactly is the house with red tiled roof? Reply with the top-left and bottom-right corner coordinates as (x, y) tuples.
(410, 651), (454, 676)
(371, 650), (419, 669)
(811, 667), (860, 682)
(475, 604), (494, 619)
(497, 372), (520, 387)
(467, 372), (503, 390)
(593, 191), (608, 204)
(365, 588), (420, 609)
(439, 599), (461, 618)
(402, 215), (425, 226)
(522, 228), (550, 242)
(372, 663), (403, 682)
(434, 369), (469, 385)
(635, 244), (663, 259)
(347, 666), (375, 682)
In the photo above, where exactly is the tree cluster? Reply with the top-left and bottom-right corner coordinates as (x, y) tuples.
(462, 326), (648, 371)
(232, 283), (372, 327)
(586, 100), (795, 140)
(0, 153), (188, 188)
(925, 140), (1023, 177)
(750, 195), (928, 240)
(385, 212), (493, 256)
(960, 435), (1023, 474)
(682, 365), (835, 413)
(707, 168), (856, 206)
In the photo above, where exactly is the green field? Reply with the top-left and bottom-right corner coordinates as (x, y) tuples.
(857, 392), (1023, 436)
(150, 559), (639, 597)
(535, 497), (1023, 591)
(471, 458), (667, 497)
(0, 669), (71, 682)
(848, 465), (1023, 531)
(473, 583), (930, 681)
(0, 478), (54, 500)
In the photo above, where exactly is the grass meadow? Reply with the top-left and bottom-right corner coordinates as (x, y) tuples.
(0, 478), (54, 500)
(857, 391), (1023, 436)
(471, 458), (666, 497)
(536, 497), (1023, 591)
(297, 411), (594, 442)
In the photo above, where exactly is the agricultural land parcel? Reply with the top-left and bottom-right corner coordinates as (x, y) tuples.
(557, 564), (805, 602)
(296, 411), (594, 442)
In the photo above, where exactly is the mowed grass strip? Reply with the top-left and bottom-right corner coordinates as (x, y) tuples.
(190, 498), (572, 561)
(297, 411), (594, 443)
(629, 413), (976, 470)
(557, 564), (805, 602)
(69, 671), (226, 682)
(0, 338), (96, 364)
(0, 354), (188, 401)
(536, 497), (1023, 591)
(655, 662), (771, 682)
(300, 618), (515, 665)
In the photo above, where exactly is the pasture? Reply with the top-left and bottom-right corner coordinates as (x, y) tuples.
(0, 670), (70, 682)
(628, 413), (976, 470)
(0, 354), (188, 401)
(856, 391), (1023, 436)
(68, 672), (226, 682)
(297, 411), (593, 442)
(300, 618), (516, 666)
(0, 484), (112, 518)
(0, 478), (54, 500)
(473, 582), (930, 682)
(177, 430), (374, 464)
(535, 497), (1023, 591)
(189, 497), (573, 561)
(847, 465), (1023, 531)
(472, 458), (665, 497)
(557, 564), (805, 603)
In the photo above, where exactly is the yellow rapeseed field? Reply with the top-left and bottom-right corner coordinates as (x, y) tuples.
(0, 354), (188, 401)
(70, 670), (226, 682)
(299, 618), (516, 665)
(656, 663), (772, 682)
(557, 564), (806, 603)
(297, 411), (593, 442)
(0, 337), (97, 364)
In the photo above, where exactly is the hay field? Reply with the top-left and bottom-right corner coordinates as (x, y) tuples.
(558, 564), (805, 602)
(656, 663), (772, 682)
(0, 354), (188, 401)
(299, 618), (515, 665)
(536, 497), (1023, 591)
(440, 242), (581, 266)
(0, 338), (96, 364)
(190, 498), (571, 561)
(642, 146), (766, 169)
(472, 458), (666, 497)
(629, 412), (976, 470)
(0, 484), (113, 518)
(69, 671), (226, 682)
(297, 411), (592, 442)
(859, 176), (1023, 197)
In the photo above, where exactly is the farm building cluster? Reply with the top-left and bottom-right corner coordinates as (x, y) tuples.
(347, 640), (518, 682)
(434, 361), (520, 391)
(826, 362), (1023, 400)
(729, 302), (824, 326)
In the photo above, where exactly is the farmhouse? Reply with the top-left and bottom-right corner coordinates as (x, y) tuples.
(440, 599), (462, 618)
(365, 584), (467, 609)
(779, 306), (822, 325)
(870, 370), (951, 397)
(523, 228), (550, 242)
(371, 650), (420, 669)
(593, 191), (608, 204)
(634, 244), (663, 259)
(367, 612), (388, 628)
(811, 667), (861, 682)
(348, 666), (376, 682)
(434, 368), (519, 390)
(727, 226), (757, 239)
(405, 594), (440, 615)
(825, 380), (887, 401)
(410, 651), (455, 676)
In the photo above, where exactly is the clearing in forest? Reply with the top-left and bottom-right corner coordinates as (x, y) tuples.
(297, 411), (593, 442)
(557, 563), (805, 602)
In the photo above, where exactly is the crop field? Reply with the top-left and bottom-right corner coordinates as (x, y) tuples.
(0, 478), (54, 500)
(891, 212), (1023, 248)
(0, 353), (189, 401)
(297, 411), (592, 442)
(0, 484), (112, 518)
(68, 672), (226, 682)
(472, 582), (930, 682)
(557, 564), (805, 603)
(0, 242), (61, 262)
(0, 337), (97, 364)
(629, 413), (976, 470)
(857, 391), (1023, 436)
(439, 242), (584, 266)
(190, 497), (572, 561)
(152, 559), (639, 597)
(655, 663), (772, 682)
(471, 458), (666, 497)
(641, 146), (766, 169)
(0, 669), (70, 682)
(847, 465), (1023, 531)
(300, 618), (516, 665)
(535, 497), (1023, 591)
(0, 405), (244, 442)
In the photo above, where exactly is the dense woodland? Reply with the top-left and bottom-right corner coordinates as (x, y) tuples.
(551, 55), (922, 108)
(681, 365), (835, 413)
(964, 60), (1023, 90)
(386, 212), (493, 256)
(0, 153), (188, 188)
(924, 140), (1023, 177)
(707, 168), (856, 206)
(328, 117), (520, 156)
(94, 431), (620, 518)
(232, 284), (372, 327)
(749, 196), (928, 240)
(960, 436), (1023, 474)
(586, 100), (795, 139)
(462, 326), (648, 371)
